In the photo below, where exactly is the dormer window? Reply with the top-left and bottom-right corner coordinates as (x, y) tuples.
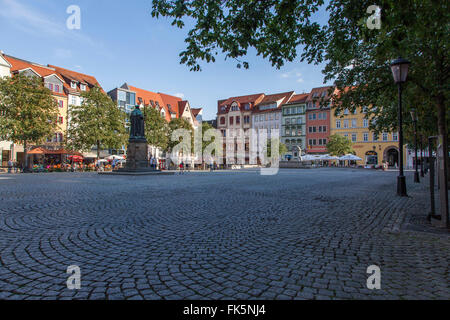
(80, 84), (86, 91)
(221, 106), (226, 112)
(71, 81), (77, 89)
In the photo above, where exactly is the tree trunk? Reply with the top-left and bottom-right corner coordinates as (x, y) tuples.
(436, 95), (449, 228)
(97, 140), (100, 162)
(23, 140), (28, 173)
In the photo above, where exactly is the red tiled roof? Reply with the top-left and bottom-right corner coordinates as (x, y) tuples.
(219, 93), (265, 107)
(306, 86), (334, 102)
(285, 93), (309, 104)
(253, 91), (294, 113)
(127, 85), (171, 122)
(128, 86), (184, 122)
(159, 92), (183, 119)
(191, 108), (202, 118)
(48, 65), (102, 94)
(6, 55), (57, 77)
(5, 55), (67, 97)
(217, 93), (265, 114)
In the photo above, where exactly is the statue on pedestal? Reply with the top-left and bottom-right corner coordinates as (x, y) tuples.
(129, 105), (146, 142)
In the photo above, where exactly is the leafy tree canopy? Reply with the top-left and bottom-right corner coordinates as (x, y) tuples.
(143, 105), (170, 151)
(326, 134), (354, 156)
(168, 117), (194, 151)
(0, 74), (59, 146)
(67, 87), (127, 157)
(152, 0), (449, 146)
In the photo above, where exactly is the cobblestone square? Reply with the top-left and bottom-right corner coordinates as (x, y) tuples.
(0, 169), (448, 300)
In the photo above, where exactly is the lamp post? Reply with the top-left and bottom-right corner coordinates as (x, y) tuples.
(410, 108), (420, 183)
(390, 57), (410, 197)
(420, 134), (425, 177)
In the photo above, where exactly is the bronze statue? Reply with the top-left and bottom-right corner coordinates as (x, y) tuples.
(130, 105), (146, 141)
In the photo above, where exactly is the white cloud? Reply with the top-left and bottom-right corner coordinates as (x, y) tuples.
(175, 93), (185, 99)
(279, 69), (305, 84)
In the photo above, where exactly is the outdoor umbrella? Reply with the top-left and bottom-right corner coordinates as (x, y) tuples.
(106, 155), (125, 160)
(339, 154), (362, 161)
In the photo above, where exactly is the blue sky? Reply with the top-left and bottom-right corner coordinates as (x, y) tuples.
(0, 0), (332, 120)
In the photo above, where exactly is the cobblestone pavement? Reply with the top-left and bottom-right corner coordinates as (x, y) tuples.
(0, 169), (448, 300)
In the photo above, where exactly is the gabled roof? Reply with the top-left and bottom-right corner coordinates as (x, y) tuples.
(5, 55), (67, 97)
(285, 93), (309, 105)
(0, 53), (12, 68)
(219, 93), (265, 107)
(306, 86), (334, 102)
(159, 92), (183, 118)
(48, 65), (102, 94)
(5, 55), (57, 78)
(258, 91), (294, 106)
(127, 85), (186, 123)
(217, 93), (265, 114)
(253, 91), (295, 113)
(191, 108), (202, 118)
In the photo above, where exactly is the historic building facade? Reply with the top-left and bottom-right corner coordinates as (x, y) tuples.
(4, 55), (68, 151)
(281, 93), (308, 161)
(49, 65), (103, 135)
(330, 101), (403, 167)
(305, 86), (334, 154)
(217, 93), (265, 165)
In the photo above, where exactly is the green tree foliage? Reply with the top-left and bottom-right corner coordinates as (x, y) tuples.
(0, 74), (59, 168)
(151, 0), (323, 71)
(67, 87), (127, 159)
(326, 134), (354, 156)
(168, 117), (194, 152)
(152, 0), (448, 152)
(143, 105), (169, 151)
(264, 138), (288, 158)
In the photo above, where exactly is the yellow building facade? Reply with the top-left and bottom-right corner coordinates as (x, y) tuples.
(330, 107), (406, 167)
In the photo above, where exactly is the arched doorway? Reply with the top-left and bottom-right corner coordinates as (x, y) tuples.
(385, 147), (399, 167)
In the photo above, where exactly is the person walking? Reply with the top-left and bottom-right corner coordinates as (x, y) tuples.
(7, 159), (12, 174)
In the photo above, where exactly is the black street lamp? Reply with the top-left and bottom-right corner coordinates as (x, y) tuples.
(410, 108), (420, 183)
(420, 134), (425, 177)
(390, 57), (410, 197)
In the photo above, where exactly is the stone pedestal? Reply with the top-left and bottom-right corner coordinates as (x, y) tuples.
(124, 141), (149, 171)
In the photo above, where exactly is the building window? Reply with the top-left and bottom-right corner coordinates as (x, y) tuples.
(71, 82), (77, 89)
(351, 119), (357, 128)
(220, 117), (225, 125)
(318, 113), (322, 120)
(336, 120), (341, 129)
(352, 133), (357, 142)
(393, 132), (398, 141)
(59, 101), (64, 108)
(236, 116), (240, 124)
(363, 119), (369, 128)
(322, 112), (327, 120)
(373, 133), (379, 141)
(383, 132), (388, 141)
(229, 116), (234, 125)
(343, 120), (349, 128)
(80, 84), (86, 91)
(71, 96), (76, 105)
(58, 116), (64, 124)
(363, 133), (369, 142)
